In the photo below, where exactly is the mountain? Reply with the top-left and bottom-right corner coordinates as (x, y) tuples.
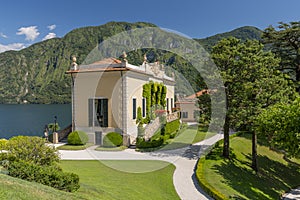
(196, 26), (262, 52)
(0, 22), (156, 104)
(0, 23), (262, 104)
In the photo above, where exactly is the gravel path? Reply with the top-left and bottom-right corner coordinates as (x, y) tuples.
(58, 133), (224, 200)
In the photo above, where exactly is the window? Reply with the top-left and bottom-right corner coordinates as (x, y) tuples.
(181, 112), (188, 118)
(132, 98), (137, 119)
(88, 98), (108, 127)
(142, 98), (146, 118)
(166, 98), (169, 112)
(171, 98), (173, 111)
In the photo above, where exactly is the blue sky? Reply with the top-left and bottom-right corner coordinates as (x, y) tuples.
(0, 0), (299, 52)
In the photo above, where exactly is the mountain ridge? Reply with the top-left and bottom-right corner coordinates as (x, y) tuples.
(0, 22), (262, 104)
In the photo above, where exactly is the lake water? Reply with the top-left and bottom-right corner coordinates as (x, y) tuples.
(0, 104), (71, 139)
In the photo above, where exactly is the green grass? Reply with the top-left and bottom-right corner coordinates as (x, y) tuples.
(196, 133), (300, 200)
(0, 160), (179, 200)
(0, 174), (80, 200)
(160, 125), (216, 151)
(56, 143), (94, 150)
(60, 160), (180, 200)
(95, 146), (127, 151)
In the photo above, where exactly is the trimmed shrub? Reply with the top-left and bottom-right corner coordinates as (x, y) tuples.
(67, 131), (88, 145)
(4, 136), (59, 166)
(7, 160), (80, 192)
(103, 132), (123, 147)
(136, 137), (164, 149)
(195, 158), (227, 200)
(137, 123), (145, 137)
(164, 119), (181, 135)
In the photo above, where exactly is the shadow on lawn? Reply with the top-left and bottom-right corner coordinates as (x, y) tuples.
(211, 154), (300, 200)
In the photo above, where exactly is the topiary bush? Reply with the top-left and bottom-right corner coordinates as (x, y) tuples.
(103, 132), (123, 147)
(7, 160), (80, 192)
(67, 131), (89, 145)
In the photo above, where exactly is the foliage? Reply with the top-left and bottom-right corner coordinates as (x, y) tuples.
(48, 123), (60, 132)
(197, 92), (211, 126)
(136, 137), (164, 149)
(196, 157), (227, 200)
(7, 160), (80, 192)
(211, 37), (295, 160)
(0, 139), (8, 150)
(102, 132), (123, 147)
(0, 174), (82, 200)
(256, 96), (300, 158)
(136, 106), (143, 124)
(0, 22), (262, 104)
(262, 22), (300, 91)
(142, 81), (167, 123)
(1, 136), (59, 166)
(196, 133), (300, 199)
(196, 26), (262, 52)
(67, 131), (89, 145)
(164, 119), (181, 135)
(0, 22), (156, 104)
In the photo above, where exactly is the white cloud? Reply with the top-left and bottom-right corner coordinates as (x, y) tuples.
(47, 24), (56, 31)
(16, 26), (40, 41)
(0, 43), (25, 53)
(0, 32), (8, 38)
(42, 32), (57, 41)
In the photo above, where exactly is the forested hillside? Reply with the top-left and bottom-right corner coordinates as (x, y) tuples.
(0, 22), (262, 104)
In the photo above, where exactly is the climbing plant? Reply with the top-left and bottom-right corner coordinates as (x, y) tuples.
(142, 81), (167, 124)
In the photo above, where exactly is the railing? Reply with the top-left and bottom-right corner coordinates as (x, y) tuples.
(57, 124), (72, 142)
(144, 117), (161, 141)
(166, 111), (179, 122)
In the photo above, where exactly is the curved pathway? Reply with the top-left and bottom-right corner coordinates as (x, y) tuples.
(58, 133), (224, 200)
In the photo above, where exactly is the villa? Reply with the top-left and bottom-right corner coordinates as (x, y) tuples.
(66, 55), (176, 145)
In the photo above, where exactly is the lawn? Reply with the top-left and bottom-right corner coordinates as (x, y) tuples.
(196, 133), (300, 200)
(0, 174), (80, 200)
(56, 143), (94, 150)
(60, 160), (180, 200)
(160, 125), (216, 151)
(0, 160), (179, 200)
(95, 146), (127, 151)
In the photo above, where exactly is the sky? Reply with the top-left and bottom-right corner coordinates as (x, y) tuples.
(0, 0), (299, 53)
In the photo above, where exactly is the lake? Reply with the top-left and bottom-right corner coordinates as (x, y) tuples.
(0, 104), (71, 139)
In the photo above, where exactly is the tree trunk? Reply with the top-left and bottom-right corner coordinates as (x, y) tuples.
(251, 131), (258, 172)
(223, 113), (230, 158)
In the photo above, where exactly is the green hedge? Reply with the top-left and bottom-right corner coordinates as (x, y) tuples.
(103, 132), (123, 147)
(7, 161), (80, 192)
(67, 131), (89, 145)
(195, 133), (243, 200)
(164, 119), (181, 135)
(195, 157), (227, 200)
(136, 137), (164, 149)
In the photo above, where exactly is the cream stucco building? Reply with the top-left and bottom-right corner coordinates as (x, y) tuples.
(66, 57), (175, 145)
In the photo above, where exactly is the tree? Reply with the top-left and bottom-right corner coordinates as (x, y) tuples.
(262, 22), (300, 92)
(256, 96), (300, 158)
(211, 37), (294, 171)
